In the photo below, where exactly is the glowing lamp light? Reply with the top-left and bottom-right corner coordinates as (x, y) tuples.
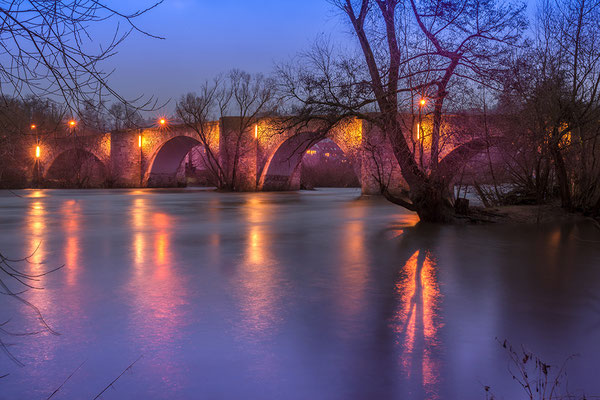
(138, 134), (142, 148)
(35, 145), (40, 158)
(420, 98), (426, 107)
(417, 123), (420, 140)
(254, 124), (258, 139)
(159, 118), (166, 126)
(69, 120), (76, 127)
(30, 124), (36, 130)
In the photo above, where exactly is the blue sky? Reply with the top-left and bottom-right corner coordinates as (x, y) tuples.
(100, 0), (537, 113)
(101, 0), (349, 110)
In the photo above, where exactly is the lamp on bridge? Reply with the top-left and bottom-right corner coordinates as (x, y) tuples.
(35, 145), (40, 159)
(138, 134), (142, 148)
(419, 98), (427, 107)
(254, 124), (258, 139)
(30, 124), (36, 130)
(158, 118), (167, 127)
(68, 119), (77, 129)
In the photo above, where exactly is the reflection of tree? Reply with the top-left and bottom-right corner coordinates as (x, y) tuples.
(392, 246), (442, 399)
(360, 223), (444, 399)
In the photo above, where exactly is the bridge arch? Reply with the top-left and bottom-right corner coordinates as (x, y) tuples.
(258, 131), (360, 191)
(144, 135), (204, 187)
(45, 148), (108, 187)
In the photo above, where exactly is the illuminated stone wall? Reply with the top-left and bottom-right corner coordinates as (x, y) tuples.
(256, 118), (364, 191)
(25, 116), (422, 193)
(36, 132), (112, 186)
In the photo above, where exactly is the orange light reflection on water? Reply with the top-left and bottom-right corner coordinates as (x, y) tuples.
(393, 250), (442, 399)
(337, 208), (368, 320)
(27, 200), (46, 266)
(128, 196), (185, 358)
(24, 198), (54, 343)
(235, 195), (281, 352)
(62, 200), (81, 286)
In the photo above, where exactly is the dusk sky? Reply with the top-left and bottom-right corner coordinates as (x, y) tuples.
(103, 0), (350, 112)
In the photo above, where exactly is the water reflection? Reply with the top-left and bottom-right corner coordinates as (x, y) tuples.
(22, 194), (59, 365)
(153, 212), (172, 270)
(25, 198), (47, 295)
(132, 198), (147, 270)
(392, 245), (442, 399)
(3, 189), (600, 399)
(62, 200), (81, 286)
(236, 196), (281, 343)
(127, 196), (186, 353)
(337, 206), (368, 320)
(27, 199), (45, 256)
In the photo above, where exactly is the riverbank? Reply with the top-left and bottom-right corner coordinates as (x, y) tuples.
(465, 204), (595, 225)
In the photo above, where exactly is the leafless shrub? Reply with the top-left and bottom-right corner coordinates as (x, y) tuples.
(485, 339), (598, 400)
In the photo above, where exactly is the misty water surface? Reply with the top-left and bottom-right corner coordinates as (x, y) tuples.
(0, 188), (599, 399)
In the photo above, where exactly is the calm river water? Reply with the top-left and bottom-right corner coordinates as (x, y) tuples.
(0, 188), (599, 399)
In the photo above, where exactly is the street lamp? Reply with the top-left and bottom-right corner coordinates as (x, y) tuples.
(139, 132), (143, 186)
(158, 118), (167, 126)
(417, 97), (426, 166)
(31, 124), (37, 130)
(35, 145), (40, 158)
(69, 119), (76, 127)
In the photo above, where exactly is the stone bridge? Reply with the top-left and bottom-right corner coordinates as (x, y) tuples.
(29, 116), (412, 194)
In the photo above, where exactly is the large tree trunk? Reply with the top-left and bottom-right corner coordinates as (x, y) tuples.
(410, 180), (455, 223)
(550, 145), (572, 209)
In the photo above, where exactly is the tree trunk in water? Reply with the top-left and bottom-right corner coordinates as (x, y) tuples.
(410, 181), (455, 223)
(385, 118), (455, 222)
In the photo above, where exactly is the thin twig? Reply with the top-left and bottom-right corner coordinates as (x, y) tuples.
(47, 360), (87, 400)
(92, 355), (143, 400)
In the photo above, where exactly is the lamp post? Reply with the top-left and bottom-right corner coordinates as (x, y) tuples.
(31, 123), (40, 185)
(418, 97), (426, 168)
(418, 98), (426, 139)
(32, 143), (41, 186)
(255, 123), (259, 189)
(139, 132), (143, 187)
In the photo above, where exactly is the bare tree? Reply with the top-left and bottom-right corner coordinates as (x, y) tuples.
(0, 1), (162, 109)
(279, 0), (525, 222)
(176, 80), (229, 188)
(0, 1), (162, 185)
(108, 102), (145, 131)
(176, 70), (277, 190)
(500, 0), (600, 215)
